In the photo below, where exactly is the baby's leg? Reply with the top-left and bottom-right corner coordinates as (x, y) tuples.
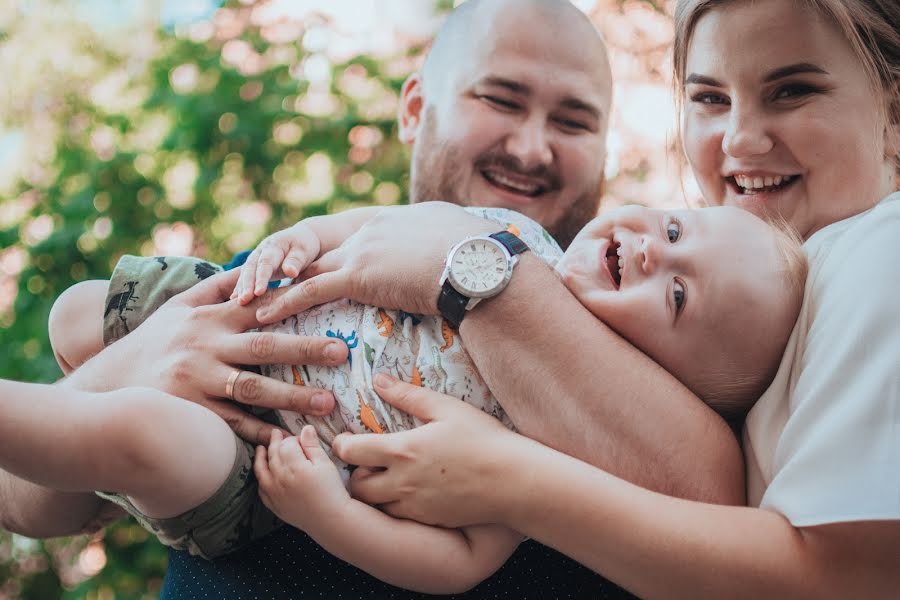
(3, 384), (238, 520)
(48, 280), (108, 374)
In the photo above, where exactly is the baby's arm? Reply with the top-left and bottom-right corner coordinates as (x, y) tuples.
(255, 427), (521, 594)
(235, 206), (382, 303)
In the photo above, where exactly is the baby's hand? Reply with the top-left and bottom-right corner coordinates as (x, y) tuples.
(233, 221), (321, 304)
(254, 426), (351, 532)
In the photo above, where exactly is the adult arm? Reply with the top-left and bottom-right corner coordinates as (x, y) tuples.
(259, 202), (743, 503)
(336, 380), (899, 600)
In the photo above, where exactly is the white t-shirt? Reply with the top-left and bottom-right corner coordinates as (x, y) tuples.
(744, 192), (900, 526)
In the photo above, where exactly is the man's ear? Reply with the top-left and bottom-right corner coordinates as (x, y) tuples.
(398, 73), (425, 145)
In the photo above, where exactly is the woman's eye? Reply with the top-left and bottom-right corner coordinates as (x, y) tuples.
(666, 220), (681, 243)
(690, 92), (728, 105)
(772, 84), (818, 101)
(673, 280), (686, 313)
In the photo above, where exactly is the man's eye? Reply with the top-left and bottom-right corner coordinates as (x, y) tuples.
(482, 96), (518, 110)
(673, 280), (686, 313)
(555, 117), (589, 132)
(666, 219), (681, 243)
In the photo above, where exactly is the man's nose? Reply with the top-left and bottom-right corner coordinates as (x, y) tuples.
(505, 116), (553, 169)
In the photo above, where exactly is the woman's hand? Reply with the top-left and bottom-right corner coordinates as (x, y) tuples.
(331, 374), (522, 529)
(256, 202), (494, 324)
(65, 268), (348, 444)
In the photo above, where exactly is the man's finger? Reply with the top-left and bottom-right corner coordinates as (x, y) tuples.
(176, 268), (241, 307)
(257, 271), (352, 324)
(372, 375), (441, 422)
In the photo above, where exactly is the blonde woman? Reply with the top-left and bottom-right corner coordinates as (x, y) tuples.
(260, 0), (900, 597)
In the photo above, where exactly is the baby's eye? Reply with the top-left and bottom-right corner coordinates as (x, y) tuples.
(666, 219), (681, 243)
(673, 280), (686, 314)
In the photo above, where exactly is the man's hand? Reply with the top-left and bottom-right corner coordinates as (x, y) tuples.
(256, 202), (494, 324)
(331, 374), (516, 529)
(66, 268), (348, 444)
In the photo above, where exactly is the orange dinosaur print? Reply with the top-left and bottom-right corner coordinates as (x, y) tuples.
(291, 365), (305, 386)
(411, 366), (423, 387)
(505, 223), (521, 237)
(376, 308), (394, 337)
(357, 390), (385, 434)
(440, 319), (454, 352)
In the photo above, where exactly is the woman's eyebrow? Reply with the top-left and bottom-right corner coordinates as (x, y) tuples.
(684, 73), (721, 86)
(763, 62), (829, 82)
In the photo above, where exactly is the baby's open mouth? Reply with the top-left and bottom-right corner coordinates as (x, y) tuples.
(605, 240), (621, 288)
(730, 174), (799, 195)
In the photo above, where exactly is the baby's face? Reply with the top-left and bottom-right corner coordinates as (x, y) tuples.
(557, 205), (797, 395)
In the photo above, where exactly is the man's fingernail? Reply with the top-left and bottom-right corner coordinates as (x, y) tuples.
(311, 393), (331, 412)
(326, 342), (345, 361)
(374, 373), (396, 388)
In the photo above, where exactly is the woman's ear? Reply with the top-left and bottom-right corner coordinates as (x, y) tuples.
(398, 73), (425, 145)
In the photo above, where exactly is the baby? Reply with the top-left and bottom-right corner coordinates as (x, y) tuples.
(30, 205), (804, 594)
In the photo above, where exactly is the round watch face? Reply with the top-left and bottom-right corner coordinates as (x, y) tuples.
(448, 237), (512, 298)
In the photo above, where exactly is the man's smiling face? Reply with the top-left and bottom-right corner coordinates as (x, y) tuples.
(401, 0), (612, 248)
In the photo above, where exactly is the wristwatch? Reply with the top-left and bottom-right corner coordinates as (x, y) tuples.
(437, 230), (530, 329)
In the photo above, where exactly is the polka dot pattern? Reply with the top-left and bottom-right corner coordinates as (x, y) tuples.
(160, 528), (639, 599)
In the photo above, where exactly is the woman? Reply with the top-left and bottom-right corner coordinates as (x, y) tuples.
(259, 0), (900, 596)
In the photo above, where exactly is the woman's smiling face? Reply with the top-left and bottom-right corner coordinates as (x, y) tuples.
(681, 0), (897, 239)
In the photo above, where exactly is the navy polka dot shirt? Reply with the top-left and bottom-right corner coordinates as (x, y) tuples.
(160, 527), (638, 599)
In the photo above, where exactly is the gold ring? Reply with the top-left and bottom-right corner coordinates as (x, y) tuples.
(225, 369), (242, 400)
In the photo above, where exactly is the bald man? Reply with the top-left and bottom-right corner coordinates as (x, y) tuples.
(158, 1), (632, 598)
(401, 0), (611, 249)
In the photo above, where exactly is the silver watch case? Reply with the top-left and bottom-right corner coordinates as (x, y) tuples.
(439, 235), (517, 310)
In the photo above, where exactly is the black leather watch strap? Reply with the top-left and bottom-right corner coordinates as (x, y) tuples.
(437, 284), (468, 330)
(489, 230), (530, 256)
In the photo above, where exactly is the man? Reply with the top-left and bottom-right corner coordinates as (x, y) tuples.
(1, 1), (740, 597)
(399, 0), (610, 249)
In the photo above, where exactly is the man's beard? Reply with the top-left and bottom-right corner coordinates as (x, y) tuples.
(408, 109), (603, 250)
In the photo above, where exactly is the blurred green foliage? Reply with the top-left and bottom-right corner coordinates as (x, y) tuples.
(0, 1), (440, 596)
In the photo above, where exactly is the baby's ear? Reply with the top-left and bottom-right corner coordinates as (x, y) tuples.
(398, 73), (425, 145)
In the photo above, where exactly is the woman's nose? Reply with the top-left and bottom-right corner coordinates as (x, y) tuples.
(721, 103), (774, 158)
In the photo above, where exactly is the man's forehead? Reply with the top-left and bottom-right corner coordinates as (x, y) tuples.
(463, 32), (610, 108)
